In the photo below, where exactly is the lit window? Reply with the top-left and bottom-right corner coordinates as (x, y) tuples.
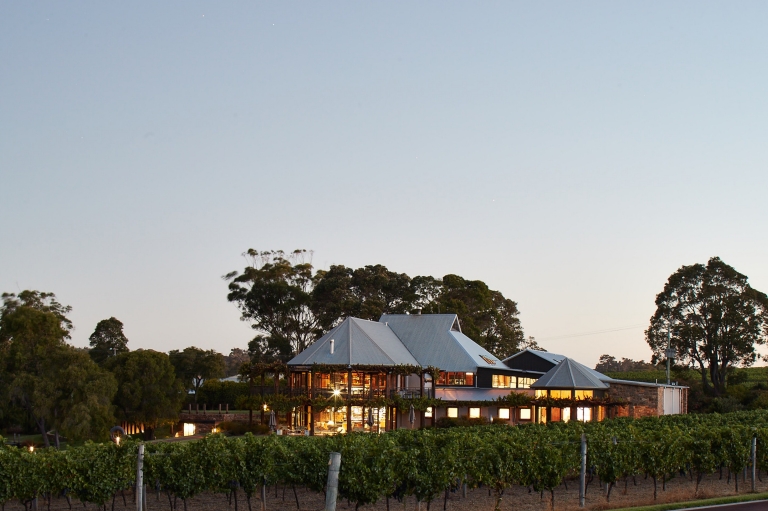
(519, 408), (531, 420)
(447, 407), (458, 418)
(425, 407), (433, 418)
(517, 377), (535, 389)
(498, 408), (510, 420)
(183, 423), (196, 436)
(562, 408), (571, 422)
(469, 407), (480, 418)
(575, 390), (593, 400)
(535, 389), (547, 398)
(492, 375), (514, 388)
(577, 407), (592, 422)
(551, 390), (571, 399)
(437, 372), (475, 386)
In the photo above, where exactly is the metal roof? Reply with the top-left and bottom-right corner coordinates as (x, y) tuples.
(380, 314), (503, 372)
(504, 348), (614, 382)
(287, 317), (419, 367)
(531, 358), (610, 390)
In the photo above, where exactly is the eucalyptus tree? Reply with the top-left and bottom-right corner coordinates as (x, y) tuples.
(646, 257), (768, 395)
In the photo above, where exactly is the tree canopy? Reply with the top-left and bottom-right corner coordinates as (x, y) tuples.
(0, 291), (116, 446)
(168, 346), (226, 402)
(226, 250), (526, 360)
(646, 257), (768, 395)
(105, 349), (185, 439)
(88, 317), (130, 364)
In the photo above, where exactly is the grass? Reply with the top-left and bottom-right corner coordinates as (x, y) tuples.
(609, 491), (768, 511)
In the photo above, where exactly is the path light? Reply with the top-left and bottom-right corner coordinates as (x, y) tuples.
(115, 436), (121, 445)
(29, 446), (34, 453)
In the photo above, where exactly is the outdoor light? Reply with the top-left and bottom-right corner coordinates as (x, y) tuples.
(115, 436), (121, 446)
(28, 446), (34, 453)
(332, 389), (341, 397)
(262, 403), (268, 411)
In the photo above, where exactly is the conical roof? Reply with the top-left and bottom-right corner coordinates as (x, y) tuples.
(530, 358), (609, 390)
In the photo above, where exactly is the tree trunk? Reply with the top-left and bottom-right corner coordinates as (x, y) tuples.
(36, 418), (51, 448)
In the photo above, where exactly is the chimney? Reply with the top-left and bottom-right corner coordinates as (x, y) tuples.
(330, 339), (334, 354)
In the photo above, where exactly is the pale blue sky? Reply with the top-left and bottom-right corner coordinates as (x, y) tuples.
(2, 2), (767, 367)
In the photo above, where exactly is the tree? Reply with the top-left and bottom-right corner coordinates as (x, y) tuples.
(224, 347), (251, 377)
(594, 354), (654, 373)
(88, 317), (130, 364)
(646, 257), (768, 395)
(168, 347), (226, 401)
(0, 291), (116, 446)
(105, 350), (185, 440)
(225, 250), (321, 356)
(226, 249), (527, 360)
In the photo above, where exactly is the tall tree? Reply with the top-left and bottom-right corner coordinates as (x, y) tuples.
(0, 291), (116, 446)
(105, 350), (185, 440)
(168, 347), (226, 401)
(88, 317), (130, 364)
(225, 250), (320, 356)
(224, 347), (251, 377)
(226, 250), (527, 360)
(646, 257), (768, 395)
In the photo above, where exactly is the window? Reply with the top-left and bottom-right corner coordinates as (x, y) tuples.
(492, 374), (514, 388)
(447, 407), (458, 418)
(562, 408), (571, 422)
(469, 407), (480, 418)
(577, 407), (592, 422)
(517, 377), (536, 389)
(575, 390), (593, 400)
(550, 390), (572, 399)
(498, 408), (510, 420)
(183, 423), (196, 436)
(425, 407), (433, 418)
(535, 389), (547, 398)
(437, 372), (475, 386)
(519, 408), (531, 420)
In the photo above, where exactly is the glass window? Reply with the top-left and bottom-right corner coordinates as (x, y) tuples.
(437, 372), (475, 386)
(577, 407), (592, 422)
(447, 407), (458, 418)
(492, 374), (514, 388)
(519, 408), (531, 420)
(575, 390), (593, 400)
(562, 408), (571, 422)
(535, 389), (547, 398)
(517, 377), (536, 389)
(550, 390), (572, 399)
(498, 408), (510, 420)
(469, 407), (480, 418)
(425, 407), (433, 418)
(183, 423), (196, 436)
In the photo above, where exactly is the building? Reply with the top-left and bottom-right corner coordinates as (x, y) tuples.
(278, 313), (687, 434)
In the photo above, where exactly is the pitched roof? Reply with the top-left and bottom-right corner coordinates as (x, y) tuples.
(530, 358), (610, 390)
(504, 348), (613, 382)
(380, 314), (503, 372)
(288, 317), (419, 366)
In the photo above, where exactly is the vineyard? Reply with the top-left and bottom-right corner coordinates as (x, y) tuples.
(3, 410), (768, 511)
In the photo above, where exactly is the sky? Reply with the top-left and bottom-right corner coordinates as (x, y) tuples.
(2, 2), (767, 368)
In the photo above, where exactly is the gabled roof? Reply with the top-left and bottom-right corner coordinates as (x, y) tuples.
(288, 317), (419, 366)
(380, 314), (503, 372)
(531, 358), (610, 390)
(504, 348), (613, 383)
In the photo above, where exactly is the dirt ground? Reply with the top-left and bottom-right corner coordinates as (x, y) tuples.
(5, 471), (768, 511)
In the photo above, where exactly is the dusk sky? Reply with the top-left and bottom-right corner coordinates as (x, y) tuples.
(2, 2), (767, 367)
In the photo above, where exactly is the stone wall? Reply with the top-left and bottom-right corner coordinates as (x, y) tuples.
(609, 382), (663, 418)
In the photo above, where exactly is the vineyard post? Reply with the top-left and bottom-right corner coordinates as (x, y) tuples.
(325, 452), (342, 511)
(136, 444), (144, 511)
(752, 435), (757, 493)
(579, 433), (586, 508)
